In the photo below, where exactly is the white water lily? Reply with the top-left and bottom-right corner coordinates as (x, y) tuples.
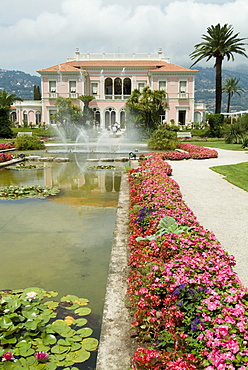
(26, 291), (37, 301)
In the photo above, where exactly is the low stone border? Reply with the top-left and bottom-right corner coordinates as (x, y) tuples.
(0, 158), (25, 168)
(96, 173), (134, 370)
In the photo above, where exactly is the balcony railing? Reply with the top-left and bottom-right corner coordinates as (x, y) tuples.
(178, 92), (189, 99)
(104, 94), (131, 100)
(49, 92), (58, 99)
(69, 93), (78, 99)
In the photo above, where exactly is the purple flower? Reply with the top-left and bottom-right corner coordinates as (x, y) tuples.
(191, 317), (202, 331)
(34, 351), (49, 362)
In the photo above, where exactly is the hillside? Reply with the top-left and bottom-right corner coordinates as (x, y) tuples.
(0, 69), (40, 100)
(0, 67), (247, 113)
(195, 66), (248, 113)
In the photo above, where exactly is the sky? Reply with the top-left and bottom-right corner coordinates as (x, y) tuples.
(0, 0), (247, 76)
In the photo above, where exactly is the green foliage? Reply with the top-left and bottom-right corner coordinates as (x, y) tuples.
(12, 128), (54, 138)
(53, 97), (83, 139)
(0, 91), (22, 112)
(223, 114), (248, 144)
(33, 85), (41, 100)
(77, 95), (95, 125)
(0, 288), (98, 369)
(191, 128), (207, 137)
(147, 127), (178, 150)
(205, 114), (224, 137)
(222, 77), (244, 113)
(125, 87), (167, 135)
(164, 124), (179, 132)
(0, 109), (13, 138)
(136, 216), (193, 241)
(15, 135), (45, 150)
(0, 185), (60, 200)
(190, 23), (248, 113)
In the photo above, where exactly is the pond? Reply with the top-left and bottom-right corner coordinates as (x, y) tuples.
(0, 151), (128, 369)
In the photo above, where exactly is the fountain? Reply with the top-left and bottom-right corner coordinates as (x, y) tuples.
(95, 130), (112, 153)
(48, 124), (147, 156)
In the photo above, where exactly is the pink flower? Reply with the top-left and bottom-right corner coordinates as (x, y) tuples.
(2, 352), (14, 361)
(34, 351), (49, 362)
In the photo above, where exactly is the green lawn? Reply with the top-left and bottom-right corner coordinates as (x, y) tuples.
(188, 140), (246, 151)
(210, 162), (248, 192)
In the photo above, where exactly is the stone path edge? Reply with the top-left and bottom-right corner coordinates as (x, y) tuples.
(96, 173), (134, 370)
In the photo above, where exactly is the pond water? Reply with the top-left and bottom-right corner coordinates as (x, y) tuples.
(0, 151), (127, 369)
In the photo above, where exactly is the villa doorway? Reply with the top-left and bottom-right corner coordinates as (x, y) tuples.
(178, 110), (186, 125)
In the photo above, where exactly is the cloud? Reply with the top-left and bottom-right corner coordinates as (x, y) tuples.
(0, 0), (247, 74)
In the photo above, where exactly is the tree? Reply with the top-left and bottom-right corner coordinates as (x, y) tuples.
(33, 85), (41, 100)
(0, 91), (22, 138)
(190, 24), (247, 114)
(53, 97), (83, 139)
(77, 95), (95, 125)
(125, 87), (167, 135)
(0, 90), (22, 112)
(222, 77), (244, 114)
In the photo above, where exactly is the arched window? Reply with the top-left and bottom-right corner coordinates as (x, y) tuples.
(93, 108), (101, 126)
(23, 111), (28, 123)
(105, 78), (113, 98)
(105, 108), (116, 128)
(120, 110), (126, 125)
(114, 78), (122, 97)
(123, 78), (131, 96)
(36, 111), (41, 124)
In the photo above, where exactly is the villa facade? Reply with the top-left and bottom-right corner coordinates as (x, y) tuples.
(13, 49), (206, 128)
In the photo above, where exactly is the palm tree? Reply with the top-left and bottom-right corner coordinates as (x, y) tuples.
(190, 24), (247, 114)
(0, 90), (22, 112)
(222, 77), (244, 114)
(78, 95), (95, 125)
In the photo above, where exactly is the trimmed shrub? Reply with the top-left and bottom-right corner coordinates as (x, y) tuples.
(148, 128), (178, 150)
(15, 135), (45, 150)
(205, 114), (224, 138)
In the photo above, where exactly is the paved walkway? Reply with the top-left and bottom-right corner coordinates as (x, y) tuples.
(168, 149), (248, 288)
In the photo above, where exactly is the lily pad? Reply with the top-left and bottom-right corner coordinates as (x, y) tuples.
(81, 337), (98, 351)
(76, 327), (93, 337)
(74, 307), (91, 316)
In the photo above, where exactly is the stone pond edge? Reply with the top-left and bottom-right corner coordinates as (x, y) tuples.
(96, 173), (134, 370)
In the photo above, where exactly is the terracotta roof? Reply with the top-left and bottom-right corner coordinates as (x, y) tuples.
(37, 60), (197, 74)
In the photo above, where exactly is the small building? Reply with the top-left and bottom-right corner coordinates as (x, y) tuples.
(13, 49), (206, 128)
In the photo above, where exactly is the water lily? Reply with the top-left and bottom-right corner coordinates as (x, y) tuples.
(34, 351), (49, 362)
(26, 291), (38, 300)
(2, 352), (14, 361)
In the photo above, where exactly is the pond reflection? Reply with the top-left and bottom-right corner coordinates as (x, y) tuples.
(0, 152), (126, 369)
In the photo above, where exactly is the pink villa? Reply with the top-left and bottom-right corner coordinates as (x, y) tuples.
(13, 49), (206, 128)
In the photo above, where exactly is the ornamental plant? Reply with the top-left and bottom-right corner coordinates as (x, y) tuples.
(0, 288), (98, 369)
(128, 152), (248, 370)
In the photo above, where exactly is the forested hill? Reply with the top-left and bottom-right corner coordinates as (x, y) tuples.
(0, 66), (248, 113)
(194, 66), (248, 113)
(0, 69), (40, 100)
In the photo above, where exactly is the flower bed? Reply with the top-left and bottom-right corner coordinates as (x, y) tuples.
(0, 153), (13, 163)
(179, 143), (218, 159)
(0, 185), (60, 200)
(0, 142), (15, 150)
(128, 153), (248, 370)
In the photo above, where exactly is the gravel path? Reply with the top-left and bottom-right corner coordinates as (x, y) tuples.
(168, 149), (248, 288)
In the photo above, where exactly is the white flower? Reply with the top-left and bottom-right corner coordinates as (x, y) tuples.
(26, 291), (38, 301)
